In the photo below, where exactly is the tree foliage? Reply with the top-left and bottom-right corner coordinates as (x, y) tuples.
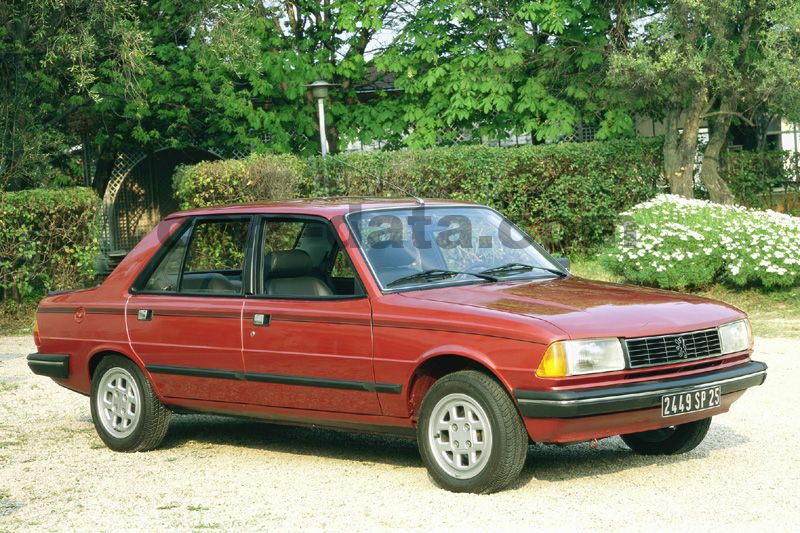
(610, 0), (800, 203)
(375, 0), (645, 147)
(0, 0), (148, 190)
(2, 0), (799, 198)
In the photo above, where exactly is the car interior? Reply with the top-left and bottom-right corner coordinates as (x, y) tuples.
(139, 217), (363, 298)
(260, 219), (361, 298)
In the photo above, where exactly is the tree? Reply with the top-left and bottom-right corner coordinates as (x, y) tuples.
(611, 0), (800, 203)
(0, 0), (149, 191)
(1, 0), (402, 194)
(373, 0), (647, 147)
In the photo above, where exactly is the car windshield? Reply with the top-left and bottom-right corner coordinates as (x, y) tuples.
(347, 206), (567, 290)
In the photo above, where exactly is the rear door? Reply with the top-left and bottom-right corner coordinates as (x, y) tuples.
(240, 216), (384, 414)
(126, 216), (253, 402)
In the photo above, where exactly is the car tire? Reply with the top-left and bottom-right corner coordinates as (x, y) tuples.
(621, 417), (712, 455)
(417, 370), (528, 493)
(90, 355), (171, 452)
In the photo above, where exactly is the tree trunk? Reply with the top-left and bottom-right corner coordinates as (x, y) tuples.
(671, 93), (707, 198)
(663, 109), (682, 188)
(699, 96), (736, 204)
(92, 145), (117, 197)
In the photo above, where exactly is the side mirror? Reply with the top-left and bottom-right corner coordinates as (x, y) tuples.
(556, 257), (571, 270)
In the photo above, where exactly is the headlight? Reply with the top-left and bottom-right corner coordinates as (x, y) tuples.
(719, 319), (752, 354)
(537, 338), (625, 377)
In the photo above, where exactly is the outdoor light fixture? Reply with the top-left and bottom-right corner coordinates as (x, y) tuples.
(306, 79), (337, 157)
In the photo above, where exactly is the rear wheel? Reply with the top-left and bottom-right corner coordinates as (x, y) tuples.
(90, 355), (171, 452)
(621, 417), (711, 455)
(417, 370), (528, 493)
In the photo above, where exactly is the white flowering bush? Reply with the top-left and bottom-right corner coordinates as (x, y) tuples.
(604, 195), (800, 289)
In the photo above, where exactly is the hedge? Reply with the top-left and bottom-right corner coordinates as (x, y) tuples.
(720, 150), (800, 214)
(174, 139), (664, 252)
(0, 187), (100, 303)
(173, 154), (306, 211)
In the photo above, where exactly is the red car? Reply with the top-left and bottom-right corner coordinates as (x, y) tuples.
(29, 199), (767, 493)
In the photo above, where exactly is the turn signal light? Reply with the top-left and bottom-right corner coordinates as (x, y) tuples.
(536, 343), (567, 378)
(33, 315), (41, 348)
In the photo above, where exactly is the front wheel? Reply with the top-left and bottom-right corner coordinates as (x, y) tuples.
(90, 355), (171, 452)
(621, 417), (712, 455)
(417, 370), (528, 493)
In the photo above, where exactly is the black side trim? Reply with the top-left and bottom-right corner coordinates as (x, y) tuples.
(515, 360), (767, 419)
(27, 353), (70, 379)
(168, 403), (416, 438)
(146, 364), (402, 394)
(145, 364), (244, 381)
(37, 307), (76, 314)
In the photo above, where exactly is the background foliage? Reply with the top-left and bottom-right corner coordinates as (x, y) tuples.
(3, 0), (799, 202)
(174, 139), (664, 252)
(720, 151), (800, 214)
(0, 188), (99, 303)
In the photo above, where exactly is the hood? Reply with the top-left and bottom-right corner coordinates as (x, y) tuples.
(399, 276), (744, 339)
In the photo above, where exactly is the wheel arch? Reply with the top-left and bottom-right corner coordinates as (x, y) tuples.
(405, 348), (516, 421)
(87, 345), (147, 379)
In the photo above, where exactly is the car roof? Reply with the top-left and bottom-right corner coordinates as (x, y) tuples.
(165, 197), (479, 219)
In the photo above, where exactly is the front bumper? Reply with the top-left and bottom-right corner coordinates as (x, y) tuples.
(514, 360), (767, 419)
(27, 353), (70, 379)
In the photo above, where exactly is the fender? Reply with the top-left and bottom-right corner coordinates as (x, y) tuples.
(86, 342), (164, 399)
(405, 344), (516, 401)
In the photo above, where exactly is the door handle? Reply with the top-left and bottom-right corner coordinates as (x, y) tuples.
(252, 313), (270, 327)
(137, 309), (153, 321)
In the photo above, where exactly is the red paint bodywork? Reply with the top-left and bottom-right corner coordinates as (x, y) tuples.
(33, 199), (757, 442)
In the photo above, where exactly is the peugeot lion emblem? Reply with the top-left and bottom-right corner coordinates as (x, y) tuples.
(675, 336), (689, 358)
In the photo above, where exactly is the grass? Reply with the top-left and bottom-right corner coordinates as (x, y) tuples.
(157, 503), (180, 510)
(571, 255), (800, 338)
(0, 383), (19, 393)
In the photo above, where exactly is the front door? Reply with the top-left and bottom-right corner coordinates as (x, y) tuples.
(240, 216), (383, 414)
(126, 216), (253, 402)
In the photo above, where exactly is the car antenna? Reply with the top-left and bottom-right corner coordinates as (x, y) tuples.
(327, 155), (425, 206)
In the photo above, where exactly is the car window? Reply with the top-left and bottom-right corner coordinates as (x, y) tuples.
(347, 206), (565, 290)
(259, 218), (363, 298)
(141, 227), (191, 292)
(179, 220), (250, 294)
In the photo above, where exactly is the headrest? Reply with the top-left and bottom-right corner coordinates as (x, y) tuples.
(265, 250), (313, 278)
(367, 240), (416, 268)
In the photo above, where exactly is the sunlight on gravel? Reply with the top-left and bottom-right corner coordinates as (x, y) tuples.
(0, 336), (797, 531)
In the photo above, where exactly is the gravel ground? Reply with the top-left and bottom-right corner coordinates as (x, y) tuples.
(0, 335), (797, 532)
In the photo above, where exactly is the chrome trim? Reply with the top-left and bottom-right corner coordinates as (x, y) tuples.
(623, 327), (723, 369)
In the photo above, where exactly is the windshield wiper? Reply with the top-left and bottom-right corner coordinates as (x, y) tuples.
(386, 269), (498, 288)
(479, 262), (566, 278)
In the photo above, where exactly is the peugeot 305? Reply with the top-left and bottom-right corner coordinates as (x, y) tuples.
(28, 199), (767, 493)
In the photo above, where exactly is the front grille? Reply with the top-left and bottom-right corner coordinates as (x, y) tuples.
(624, 328), (722, 368)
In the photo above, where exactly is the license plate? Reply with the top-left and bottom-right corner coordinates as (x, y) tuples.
(661, 386), (721, 417)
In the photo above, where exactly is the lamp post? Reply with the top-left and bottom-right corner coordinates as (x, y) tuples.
(307, 80), (336, 157)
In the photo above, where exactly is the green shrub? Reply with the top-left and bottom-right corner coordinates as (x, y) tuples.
(173, 154), (305, 209)
(176, 139), (663, 252)
(0, 187), (100, 303)
(721, 150), (800, 213)
(302, 140), (663, 252)
(604, 195), (800, 290)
